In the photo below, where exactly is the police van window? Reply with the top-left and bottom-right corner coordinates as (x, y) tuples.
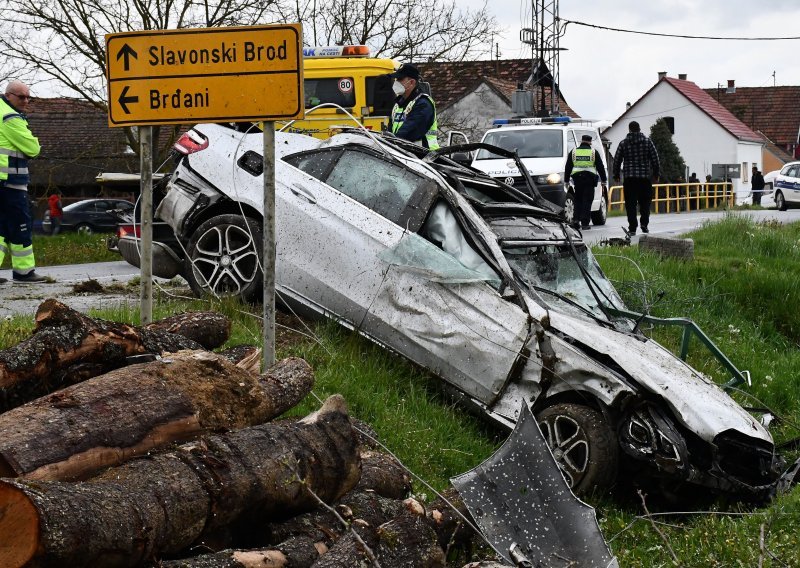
(475, 129), (563, 160)
(566, 132), (577, 154)
(366, 75), (395, 116)
(304, 78), (356, 109)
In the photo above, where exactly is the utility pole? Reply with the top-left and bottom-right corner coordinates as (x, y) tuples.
(519, 0), (567, 117)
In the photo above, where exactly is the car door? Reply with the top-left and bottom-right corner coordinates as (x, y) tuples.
(278, 147), (436, 328)
(362, 201), (530, 405)
(783, 165), (800, 203)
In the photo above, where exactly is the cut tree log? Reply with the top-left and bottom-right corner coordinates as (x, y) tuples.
(309, 499), (445, 568)
(0, 299), (207, 410)
(0, 352), (314, 480)
(357, 449), (412, 499)
(0, 395), (360, 568)
(145, 311), (231, 350)
(159, 536), (326, 567)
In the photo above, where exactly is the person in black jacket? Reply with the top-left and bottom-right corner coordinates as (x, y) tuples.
(388, 64), (439, 150)
(613, 121), (660, 234)
(751, 166), (765, 206)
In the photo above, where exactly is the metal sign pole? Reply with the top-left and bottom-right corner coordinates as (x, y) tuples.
(139, 126), (153, 324)
(262, 123), (276, 369)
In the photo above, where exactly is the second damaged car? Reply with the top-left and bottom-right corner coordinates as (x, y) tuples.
(152, 124), (784, 499)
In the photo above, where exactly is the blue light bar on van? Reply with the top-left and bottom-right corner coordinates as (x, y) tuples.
(492, 116), (571, 125)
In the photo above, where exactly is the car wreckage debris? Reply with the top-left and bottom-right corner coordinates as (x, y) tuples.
(0, 351), (314, 480)
(0, 299), (233, 410)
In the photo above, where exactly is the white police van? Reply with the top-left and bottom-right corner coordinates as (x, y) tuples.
(471, 117), (609, 226)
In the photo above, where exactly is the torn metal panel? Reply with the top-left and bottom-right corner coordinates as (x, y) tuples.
(452, 403), (617, 568)
(546, 311), (771, 445)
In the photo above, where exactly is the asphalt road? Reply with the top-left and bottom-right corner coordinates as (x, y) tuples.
(2, 208), (799, 318)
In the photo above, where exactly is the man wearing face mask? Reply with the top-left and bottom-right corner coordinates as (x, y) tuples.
(388, 63), (439, 150)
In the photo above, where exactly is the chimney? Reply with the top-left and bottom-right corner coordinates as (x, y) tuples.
(658, 71), (667, 80)
(727, 79), (736, 94)
(678, 73), (687, 80)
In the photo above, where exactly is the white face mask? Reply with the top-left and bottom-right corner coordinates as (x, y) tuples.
(392, 80), (406, 96)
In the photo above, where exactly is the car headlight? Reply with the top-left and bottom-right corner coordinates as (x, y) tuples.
(534, 173), (562, 185)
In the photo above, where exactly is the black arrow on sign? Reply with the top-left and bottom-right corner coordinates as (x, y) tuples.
(118, 86), (139, 114)
(116, 43), (138, 71)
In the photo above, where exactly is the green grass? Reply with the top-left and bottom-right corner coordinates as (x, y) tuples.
(2, 214), (800, 565)
(0, 233), (120, 268)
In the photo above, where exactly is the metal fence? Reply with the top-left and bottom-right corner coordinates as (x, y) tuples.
(608, 182), (735, 213)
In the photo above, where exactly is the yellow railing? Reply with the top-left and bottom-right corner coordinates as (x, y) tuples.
(608, 182), (735, 213)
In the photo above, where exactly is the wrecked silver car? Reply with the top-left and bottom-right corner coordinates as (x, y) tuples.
(153, 124), (783, 498)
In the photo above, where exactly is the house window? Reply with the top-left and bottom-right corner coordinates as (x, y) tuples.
(663, 116), (675, 134)
(742, 162), (749, 183)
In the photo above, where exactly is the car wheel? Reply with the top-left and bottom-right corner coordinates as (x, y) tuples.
(563, 193), (575, 224)
(186, 214), (263, 302)
(776, 191), (787, 211)
(590, 192), (608, 226)
(76, 223), (93, 235)
(537, 403), (618, 495)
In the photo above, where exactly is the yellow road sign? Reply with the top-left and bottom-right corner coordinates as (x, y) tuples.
(106, 24), (303, 126)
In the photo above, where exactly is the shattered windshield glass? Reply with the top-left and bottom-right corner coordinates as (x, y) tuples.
(504, 243), (624, 320)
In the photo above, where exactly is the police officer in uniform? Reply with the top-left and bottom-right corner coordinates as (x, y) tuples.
(388, 64), (439, 150)
(0, 80), (47, 283)
(564, 134), (607, 230)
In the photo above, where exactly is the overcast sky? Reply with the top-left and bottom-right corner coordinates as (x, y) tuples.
(473, 0), (800, 121)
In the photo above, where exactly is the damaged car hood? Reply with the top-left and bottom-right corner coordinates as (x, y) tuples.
(546, 310), (770, 444)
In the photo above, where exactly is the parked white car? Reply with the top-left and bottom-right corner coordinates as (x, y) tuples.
(772, 161), (800, 210)
(151, 124), (785, 498)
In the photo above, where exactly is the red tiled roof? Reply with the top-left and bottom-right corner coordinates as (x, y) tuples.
(22, 98), (182, 190)
(701, 85), (800, 148)
(663, 78), (762, 142)
(416, 59), (534, 110)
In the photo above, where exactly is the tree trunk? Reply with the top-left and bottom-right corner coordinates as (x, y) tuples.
(0, 353), (314, 480)
(145, 311), (231, 350)
(159, 536), (325, 567)
(0, 395), (360, 568)
(0, 299), (205, 410)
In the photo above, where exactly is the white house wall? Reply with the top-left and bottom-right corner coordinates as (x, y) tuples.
(439, 83), (511, 143)
(603, 81), (763, 203)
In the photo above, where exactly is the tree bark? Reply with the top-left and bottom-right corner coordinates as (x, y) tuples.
(0, 395), (360, 568)
(310, 499), (444, 568)
(0, 299), (204, 410)
(145, 311), (231, 350)
(0, 353), (314, 480)
(158, 536), (326, 567)
(356, 449), (412, 499)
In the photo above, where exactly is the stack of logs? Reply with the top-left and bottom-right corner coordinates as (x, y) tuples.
(0, 299), (490, 568)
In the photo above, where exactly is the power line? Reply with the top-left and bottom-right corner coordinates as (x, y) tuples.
(560, 18), (800, 41)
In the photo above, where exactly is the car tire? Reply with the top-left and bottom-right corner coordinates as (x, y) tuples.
(76, 223), (93, 235)
(563, 193), (575, 224)
(186, 214), (263, 302)
(590, 192), (608, 226)
(776, 191), (787, 211)
(537, 402), (618, 495)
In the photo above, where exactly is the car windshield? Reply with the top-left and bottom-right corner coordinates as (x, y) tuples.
(475, 129), (563, 160)
(503, 242), (624, 321)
